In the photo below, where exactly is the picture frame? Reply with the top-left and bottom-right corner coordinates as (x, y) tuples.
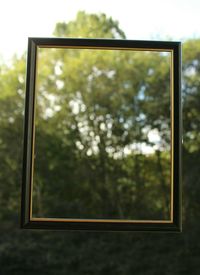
(21, 37), (181, 231)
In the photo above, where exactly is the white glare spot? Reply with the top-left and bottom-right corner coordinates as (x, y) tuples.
(18, 75), (24, 83)
(8, 117), (14, 123)
(69, 100), (79, 114)
(56, 80), (64, 89)
(100, 123), (106, 131)
(148, 129), (161, 143)
(107, 70), (115, 78)
(45, 108), (53, 118)
(123, 147), (131, 154)
(54, 105), (61, 111)
(54, 62), (62, 75)
(76, 141), (84, 150)
(87, 149), (92, 156)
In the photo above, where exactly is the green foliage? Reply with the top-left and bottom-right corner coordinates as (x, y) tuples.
(0, 55), (25, 220)
(54, 11), (126, 39)
(0, 11), (200, 275)
(182, 39), (200, 152)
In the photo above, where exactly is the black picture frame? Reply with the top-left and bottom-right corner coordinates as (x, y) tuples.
(21, 37), (182, 232)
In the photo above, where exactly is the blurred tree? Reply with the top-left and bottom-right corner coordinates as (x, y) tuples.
(182, 40), (200, 224)
(0, 55), (25, 221)
(32, 14), (171, 220)
(54, 11), (126, 39)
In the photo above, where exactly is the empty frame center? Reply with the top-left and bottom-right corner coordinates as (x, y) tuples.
(32, 47), (172, 221)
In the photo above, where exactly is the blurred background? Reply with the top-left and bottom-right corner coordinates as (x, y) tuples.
(0, 1), (200, 274)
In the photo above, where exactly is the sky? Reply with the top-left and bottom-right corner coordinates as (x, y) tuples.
(0, 0), (200, 62)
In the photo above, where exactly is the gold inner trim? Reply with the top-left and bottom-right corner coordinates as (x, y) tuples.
(31, 217), (172, 224)
(30, 45), (174, 224)
(38, 45), (173, 53)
